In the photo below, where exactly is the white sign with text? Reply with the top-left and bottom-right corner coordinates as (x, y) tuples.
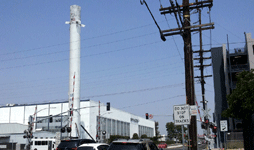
(173, 105), (190, 125)
(220, 120), (228, 132)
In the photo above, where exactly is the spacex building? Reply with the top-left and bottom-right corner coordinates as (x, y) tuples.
(0, 100), (155, 145)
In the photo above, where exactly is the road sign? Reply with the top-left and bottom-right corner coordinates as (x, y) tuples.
(202, 108), (211, 118)
(149, 114), (153, 119)
(220, 120), (228, 132)
(173, 105), (190, 125)
(190, 105), (197, 116)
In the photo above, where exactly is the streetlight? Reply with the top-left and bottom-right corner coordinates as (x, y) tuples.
(34, 107), (56, 132)
(98, 112), (113, 142)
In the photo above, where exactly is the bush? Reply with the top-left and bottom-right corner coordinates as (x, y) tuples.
(132, 133), (139, 139)
(165, 140), (175, 145)
(140, 134), (148, 139)
(227, 141), (244, 149)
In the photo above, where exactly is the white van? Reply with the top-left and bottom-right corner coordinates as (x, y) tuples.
(31, 138), (56, 150)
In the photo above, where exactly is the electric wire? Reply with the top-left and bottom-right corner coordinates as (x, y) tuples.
(0, 32), (157, 62)
(0, 82), (185, 106)
(119, 94), (185, 109)
(0, 40), (162, 71)
(164, 15), (184, 62)
(0, 55), (179, 86)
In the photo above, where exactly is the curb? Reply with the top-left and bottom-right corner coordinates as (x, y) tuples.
(167, 145), (183, 149)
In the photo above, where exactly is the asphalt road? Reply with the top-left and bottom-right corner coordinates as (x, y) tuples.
(164, 143), (207, 150)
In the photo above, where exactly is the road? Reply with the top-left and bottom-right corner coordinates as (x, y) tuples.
(164, 143), (207, 150)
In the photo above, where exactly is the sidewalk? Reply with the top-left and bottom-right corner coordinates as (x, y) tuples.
(167, 144), (183, 149)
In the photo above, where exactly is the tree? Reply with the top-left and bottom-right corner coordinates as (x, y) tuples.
(166, 122), (187, 143)
(141, 134), (148, 139)
(155, 121), (160, 138)
(222, 69), (254, 150)
(132, 133), (139, 139)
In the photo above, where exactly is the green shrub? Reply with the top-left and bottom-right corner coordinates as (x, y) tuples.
(227, 141), (244, 149)
(132, 133), (139, 139)
(165, 140), (175, 145)
(140, 134), (148, 139)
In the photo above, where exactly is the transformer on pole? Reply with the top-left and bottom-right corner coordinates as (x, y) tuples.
(65, 5), (85, 139)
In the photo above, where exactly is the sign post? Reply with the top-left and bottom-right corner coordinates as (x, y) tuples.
(220, 120), (228, 132)
(173, 105), (190, 150)
(220, 120), (228, 148)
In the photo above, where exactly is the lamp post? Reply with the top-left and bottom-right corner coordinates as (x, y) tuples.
(98, 112), (112, 143)
(34, 107), (56, 132)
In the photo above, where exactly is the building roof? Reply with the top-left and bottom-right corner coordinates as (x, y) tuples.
(0, 99), (90, 108)
(0, 123), (27, 134)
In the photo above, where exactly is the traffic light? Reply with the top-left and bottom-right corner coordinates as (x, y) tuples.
(212, 126), (217, 133)
(24, 121), (33, 139)
(145, 113), (149, 119)
(67, 127), (71, 132)
(201, 122), (207, 129)
(49, 115), (53, 123)
(106, 102), (110, 111)
(61, 127), (65, 133)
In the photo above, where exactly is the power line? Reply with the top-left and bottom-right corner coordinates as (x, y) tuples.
(0, 55), (179, 86)
(83, 83), (184, 99)
(164, 14), (184, 62)
(119, 95), (185, 109)
(0, 83), (184, 106)
(0, 21), (169, 57)
(0, 40), (162, 71)
(0, 32), (157, 62)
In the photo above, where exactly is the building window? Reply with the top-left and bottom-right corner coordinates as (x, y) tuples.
(252, 45), (254, 55)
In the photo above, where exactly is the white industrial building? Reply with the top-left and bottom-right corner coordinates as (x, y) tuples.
(0, 100), (155, 148)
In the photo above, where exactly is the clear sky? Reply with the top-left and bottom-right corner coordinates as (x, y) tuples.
(0, 0), (254, 136)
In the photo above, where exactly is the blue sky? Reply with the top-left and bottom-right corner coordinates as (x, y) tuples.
(0, 0), (253, 135)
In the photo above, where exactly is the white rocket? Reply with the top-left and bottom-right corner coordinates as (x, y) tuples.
(65, 5), (85, 138)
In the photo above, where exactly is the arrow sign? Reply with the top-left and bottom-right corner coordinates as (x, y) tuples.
(220, 120), (228, 132)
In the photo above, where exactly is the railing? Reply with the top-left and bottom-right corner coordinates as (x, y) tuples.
(228, 47), (246, 54)
(231, 64), (249, 72)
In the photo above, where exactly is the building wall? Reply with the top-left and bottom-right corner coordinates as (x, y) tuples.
(85, 101), (155, 140)
(246, 33), (254, 70)
(0, 100), (155, 144)
(211, 32), (254, 147)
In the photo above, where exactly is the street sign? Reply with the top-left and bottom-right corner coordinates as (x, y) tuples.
(190, 105), (197, 116)
(202, 108), (211, 118)
(220, 120), (228, 132)
(173, 105), (190, 125)
(149, 114), (153, 119)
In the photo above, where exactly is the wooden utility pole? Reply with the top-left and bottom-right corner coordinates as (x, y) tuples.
(159, 0), (214, 149)
(182, 0), (197, 149)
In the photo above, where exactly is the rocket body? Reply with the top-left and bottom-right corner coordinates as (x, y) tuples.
(68, 5), (82, 138)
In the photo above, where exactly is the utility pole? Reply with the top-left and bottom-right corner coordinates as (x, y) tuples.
(182, 1), (197, 149)
(192, 1), (212, 139)
(158, 0), (214, 149)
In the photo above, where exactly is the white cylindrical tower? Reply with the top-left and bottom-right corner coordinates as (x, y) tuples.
(66, 5), (84, 139)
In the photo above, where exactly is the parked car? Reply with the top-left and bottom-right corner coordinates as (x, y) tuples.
(108, 139), (159, 150)
(56, 139), (96, 150)
(78, 143), (109, 150)
(158, 142), (167, 148)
